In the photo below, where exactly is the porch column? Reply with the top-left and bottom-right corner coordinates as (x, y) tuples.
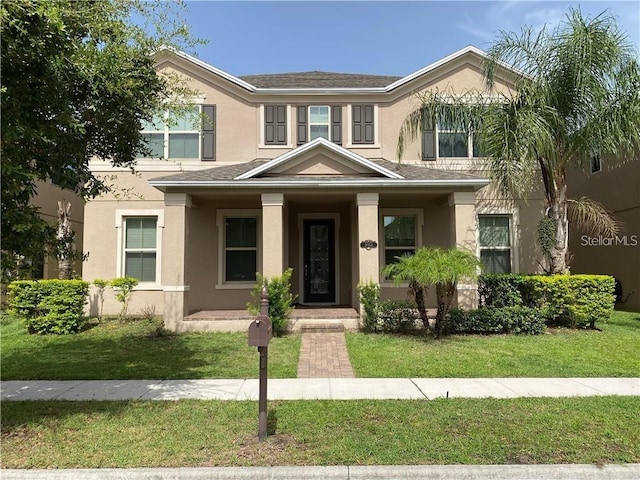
(448, 191), (478, 309)
(357, 193), (379, 284)
(261, 193), (284, 277)
(163, 193), (192, 331)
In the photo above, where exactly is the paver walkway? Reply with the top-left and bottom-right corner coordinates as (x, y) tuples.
(297, 332), (354, 378)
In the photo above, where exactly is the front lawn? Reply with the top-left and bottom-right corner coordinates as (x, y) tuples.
(347, 311), (640, 377)
(1, 397), (638, 468)
(0, 316), (300, 380)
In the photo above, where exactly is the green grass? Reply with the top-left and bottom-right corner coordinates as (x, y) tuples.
(0, 316), (300, 380)
(347, 311), (640, 377)
(1, 397), (638, 468)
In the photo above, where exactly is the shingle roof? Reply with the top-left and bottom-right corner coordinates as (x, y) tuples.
(150, 159), (485, 184)
(239, 71), (402, 89)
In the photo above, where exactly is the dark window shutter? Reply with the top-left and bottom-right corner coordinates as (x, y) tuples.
(331, 105), (342, 145)
(265, 105), (287, 145)
(422, 129), (435, 161)
(202, 105), (216, 161)
(352, 104), (374, 144)
(297, 106), (307, 145)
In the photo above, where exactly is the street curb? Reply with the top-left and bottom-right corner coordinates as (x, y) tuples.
(2, 464), (640, 480)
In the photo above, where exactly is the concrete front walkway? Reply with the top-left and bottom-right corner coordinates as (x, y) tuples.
(2, 377), (638, 401)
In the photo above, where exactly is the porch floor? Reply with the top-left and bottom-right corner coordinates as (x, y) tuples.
(183, 306), (360, 331)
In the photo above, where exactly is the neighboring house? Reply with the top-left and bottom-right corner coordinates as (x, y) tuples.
(568, 159), (640, 311)
(83, 46), (546, 331)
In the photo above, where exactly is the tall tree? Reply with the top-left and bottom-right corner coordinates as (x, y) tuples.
(0, 0), (201, 279)
(398, 8), (640, 273)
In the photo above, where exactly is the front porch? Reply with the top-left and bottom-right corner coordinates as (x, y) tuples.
(183, 307), (360, 332)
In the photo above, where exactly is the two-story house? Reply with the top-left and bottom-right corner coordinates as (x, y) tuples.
(82, 46), (546, 331)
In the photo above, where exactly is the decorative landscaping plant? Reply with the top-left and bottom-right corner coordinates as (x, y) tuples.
(382, 246), (480, 337)
(247, 268), (296, 336)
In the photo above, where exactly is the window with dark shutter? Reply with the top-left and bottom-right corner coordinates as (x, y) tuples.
(422, 114), (435, 161)
(265, 105), (287, 145)
(352, 104), (374, 144)
(331, 105), (342, 145)
(202, 105), (216, 161)
(297, 105), (307, 145)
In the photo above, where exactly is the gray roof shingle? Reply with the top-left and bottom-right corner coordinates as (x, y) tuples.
(150, 159), (485, 184)
(239, 71), (402, 89)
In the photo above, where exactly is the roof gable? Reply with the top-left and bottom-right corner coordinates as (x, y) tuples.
(235, 138), (403, 180)
(153, 45), (519, 94)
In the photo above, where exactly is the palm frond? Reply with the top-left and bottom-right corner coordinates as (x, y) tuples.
(567, 196), (620, 236)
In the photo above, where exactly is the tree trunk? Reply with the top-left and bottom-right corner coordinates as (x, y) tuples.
(548, 183), (570, 274)
(434, 282), (455, 337)
(56, 200), (74, 280)
(411, 280), (430, 331)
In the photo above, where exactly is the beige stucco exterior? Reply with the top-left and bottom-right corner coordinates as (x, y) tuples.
(83, 46), (551, 330)
(568, 159), (640, 311)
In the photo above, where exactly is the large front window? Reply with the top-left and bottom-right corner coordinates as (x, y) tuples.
(382, 215), (417, 267)
(140, 106), (201, 159)
(479, 215), (511, 274)
(124, 217), (158, 282)
(224, 217), (258, 282)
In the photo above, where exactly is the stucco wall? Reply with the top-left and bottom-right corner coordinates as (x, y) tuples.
(568, 160), (640, 311)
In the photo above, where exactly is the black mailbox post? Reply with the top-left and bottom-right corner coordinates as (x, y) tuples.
(248, 286), (271, 441)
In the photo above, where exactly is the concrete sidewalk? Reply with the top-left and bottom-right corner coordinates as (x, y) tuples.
(2, 464), (640, 480)
(2, 377), (638, 401)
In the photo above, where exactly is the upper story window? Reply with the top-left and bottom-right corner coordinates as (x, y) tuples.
(438, 118), (468, 158)
(422, 112), (482, 161)
(139, 105), (215, 161)
(297, 105), (342, 145)
(352, 104), (375, 144)
(309, 106), (330, 141)
(591, 154), (602, 174)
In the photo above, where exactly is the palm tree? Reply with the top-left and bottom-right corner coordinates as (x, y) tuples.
(398, 8), (640, 273)
(382, 247), (480, 337)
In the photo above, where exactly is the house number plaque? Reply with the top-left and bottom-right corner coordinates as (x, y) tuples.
(360, 240), (378, 250)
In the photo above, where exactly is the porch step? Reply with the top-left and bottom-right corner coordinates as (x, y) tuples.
(299, 320), (345, 333)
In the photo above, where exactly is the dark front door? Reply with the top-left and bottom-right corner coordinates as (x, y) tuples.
(303, 219), (335, 303)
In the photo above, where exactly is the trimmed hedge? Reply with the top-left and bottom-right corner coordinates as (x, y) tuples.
(449, 306), (546, 335)
(378, 300), (418, 334)
(7, 279), (89, 334)
(478, 274), (615, 329)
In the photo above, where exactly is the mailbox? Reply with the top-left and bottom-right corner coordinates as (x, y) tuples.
(248, 315), (272, 347)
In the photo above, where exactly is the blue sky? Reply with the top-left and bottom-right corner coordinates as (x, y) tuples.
(180, 1), (640, 76)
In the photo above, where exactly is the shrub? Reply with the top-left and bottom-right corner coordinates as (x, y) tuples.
(449, 306), (545, 335)
(377, 300), (419, 334)
(110, 277), (138, 321)
(248, 268), (296, 337)
(528, 275), (615, 329)
(7, 279), (89, 334)
(357, 281), (381, 332)
(478, 274), (527, 307)
(478, 273), (615, 329)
